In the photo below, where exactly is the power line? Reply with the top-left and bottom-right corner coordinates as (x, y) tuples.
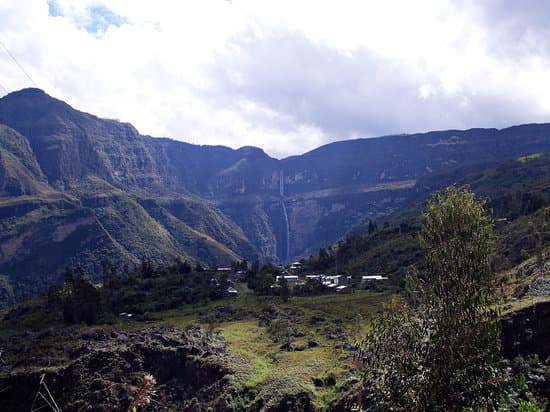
(0, 38), (37, 88)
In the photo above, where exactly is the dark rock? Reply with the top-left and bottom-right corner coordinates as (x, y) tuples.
(313, 377), (324, 387)
(343, 343), (358, 351)
(280, 342), (296, 351)
(217, 305), (235, 314)
(309, 315), (325, 326)
(501, 301), (550, 360)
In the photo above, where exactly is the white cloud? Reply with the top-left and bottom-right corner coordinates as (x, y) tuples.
(1, 1), (550, 157)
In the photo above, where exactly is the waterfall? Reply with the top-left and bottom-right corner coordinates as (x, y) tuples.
(279, 170), (290, 262)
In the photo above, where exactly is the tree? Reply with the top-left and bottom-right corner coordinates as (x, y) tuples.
(63, 266), (75, 295)
(360, 186), (505, 411)
(368, 219), (378, 234)
(141, 260), (155, 278)
(279, 276), (290, 302)
(63, 277), (103, 325)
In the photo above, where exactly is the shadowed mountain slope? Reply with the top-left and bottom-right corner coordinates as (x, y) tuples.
(1, 88), (550, 304)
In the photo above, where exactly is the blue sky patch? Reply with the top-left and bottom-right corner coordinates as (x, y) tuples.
(47, 0), (63, 17)
(47, 1), (127, 34)
(84, 6), (127, 33)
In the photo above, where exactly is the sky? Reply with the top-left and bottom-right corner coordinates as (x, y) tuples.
(1, 1), (550, 158)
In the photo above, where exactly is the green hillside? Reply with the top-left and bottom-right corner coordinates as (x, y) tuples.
(304, 153), (550, 283)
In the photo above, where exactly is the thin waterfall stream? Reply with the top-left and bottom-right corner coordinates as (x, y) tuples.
(279, 170), (290, 262)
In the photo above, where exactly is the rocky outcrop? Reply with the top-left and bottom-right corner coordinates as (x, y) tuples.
(513, 277), (550, 298)
(501, 301), (550, 361)
(0, 325), (235, 411)
(501, 301), (550, 408)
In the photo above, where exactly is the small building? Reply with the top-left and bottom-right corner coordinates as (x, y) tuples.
(227, 286), (238, 296)
(323, 275), (342, 286)
(289, 262), (303, 272)
(234, 270), (247, 281)
(276, 275), (299, 283)
(305, 274), (322, 283)
(361, 275), (388, 283)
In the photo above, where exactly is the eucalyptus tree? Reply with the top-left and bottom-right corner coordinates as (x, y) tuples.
(360, 186), (505, 411)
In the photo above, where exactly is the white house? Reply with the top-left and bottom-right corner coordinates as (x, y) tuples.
(361, 275), (388, 283)
(276, 275), (299, 283)
(323, 275), (342, 286)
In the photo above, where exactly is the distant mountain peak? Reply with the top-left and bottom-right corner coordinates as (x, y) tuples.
(1, 88), (52, 101)
(236, 146), (274, 160)
(0, 87), (77, 121)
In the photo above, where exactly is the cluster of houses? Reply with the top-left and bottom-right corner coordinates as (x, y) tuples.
(274, 262), (388, 293)
(210, 262), (388, 296)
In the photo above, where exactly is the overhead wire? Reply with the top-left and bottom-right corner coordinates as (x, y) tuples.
(0, 38), (37, 88)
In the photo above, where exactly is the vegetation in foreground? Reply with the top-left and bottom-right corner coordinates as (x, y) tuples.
(0, 283), (390, 410)
(359, 187), (505, 411)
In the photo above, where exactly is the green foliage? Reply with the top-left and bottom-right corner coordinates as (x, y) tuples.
(303, 227), (420, 284)
(43, 260), (238, 323)
(279, 277), (290, 302)
(246, 263), (277, 294)
(517, 400), (543, 412)
(516, 374), (527, 392)
(109, 261), (233, 314)
(62, 276), (104, 325)
(360, 186), (506, 411)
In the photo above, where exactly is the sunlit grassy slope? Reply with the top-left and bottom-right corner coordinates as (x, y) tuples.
(154, 287), (390, 409)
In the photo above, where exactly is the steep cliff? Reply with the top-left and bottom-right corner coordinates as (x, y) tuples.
(2, 88), (550, 302)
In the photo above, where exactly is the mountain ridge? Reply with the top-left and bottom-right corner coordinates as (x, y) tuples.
(1, 88), (550, 304)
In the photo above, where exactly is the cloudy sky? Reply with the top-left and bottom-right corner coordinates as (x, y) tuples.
(1, 1), (550, 158)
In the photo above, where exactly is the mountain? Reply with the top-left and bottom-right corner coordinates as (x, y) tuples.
(1, 88), (550, 304)
(0, 90), (262, 302)
(310, 151), (550, 283)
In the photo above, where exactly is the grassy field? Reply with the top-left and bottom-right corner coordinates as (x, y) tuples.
(152, 288), (391, 409)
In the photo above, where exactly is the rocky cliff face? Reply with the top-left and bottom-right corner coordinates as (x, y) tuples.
(0, 320), (323, 411)
(0, 324), (236, 411)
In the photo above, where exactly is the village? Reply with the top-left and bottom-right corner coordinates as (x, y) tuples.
(212, 261), (389, 297)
